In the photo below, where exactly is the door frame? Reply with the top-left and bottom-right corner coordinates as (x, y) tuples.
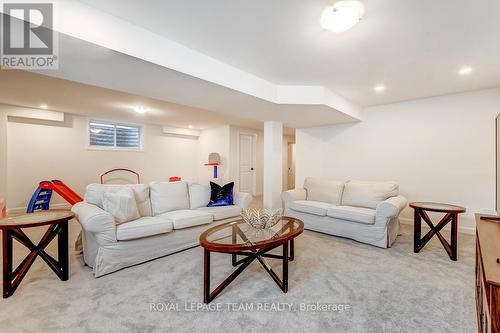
(287, 142), (296, 190)
(237, 132), (257, 196)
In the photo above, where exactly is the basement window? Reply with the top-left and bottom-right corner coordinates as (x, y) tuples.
(88, 120), (143, 150)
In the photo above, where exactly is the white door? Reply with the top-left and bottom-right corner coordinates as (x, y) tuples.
(287, 143), (296, 190)
(239, 134), (255, 194)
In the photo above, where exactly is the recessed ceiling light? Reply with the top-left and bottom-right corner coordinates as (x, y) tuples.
(40, 104), (48, 109)
(374, 85), (386, 93)
(458, 66), (473, 76)
(134, 106), (148, 114)
(188, 125), (193, 129)
(320, 1), (365, 33)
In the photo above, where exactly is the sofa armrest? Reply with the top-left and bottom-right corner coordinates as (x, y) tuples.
(281, 188), (307, 207)
(376, 195), (407, 220)
(234, 192), (253, 209)
(72, 202), (117, 243)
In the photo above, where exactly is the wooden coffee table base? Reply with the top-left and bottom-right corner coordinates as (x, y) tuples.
(204, 240), (294, 304)
(2, 221), (69, 298)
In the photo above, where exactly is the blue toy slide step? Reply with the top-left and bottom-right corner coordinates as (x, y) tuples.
(26, 181), (53, 213)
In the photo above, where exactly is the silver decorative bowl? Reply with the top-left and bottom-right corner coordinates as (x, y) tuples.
(241, 208), (283, 229)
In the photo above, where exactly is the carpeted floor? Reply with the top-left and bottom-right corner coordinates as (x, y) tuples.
(0, 224), (475, 333)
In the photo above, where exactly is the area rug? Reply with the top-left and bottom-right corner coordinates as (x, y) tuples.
(0, 225), (475, 332)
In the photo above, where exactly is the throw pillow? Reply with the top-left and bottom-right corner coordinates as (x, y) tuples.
(102, 187), (140, 224)
(188, 182), (211, 209)
(207, 181), (234, 207)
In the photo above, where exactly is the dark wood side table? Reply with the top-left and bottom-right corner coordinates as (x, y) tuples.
(409, 202), (466, 261)
(0, 210), (75, 298)
(199, 217), (304, 303)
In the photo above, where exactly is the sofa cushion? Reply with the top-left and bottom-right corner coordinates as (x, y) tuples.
(327, 206), (376, 225)
(188, 182), (211, 209)
(116, 217), (173, 241)
(150, 181), (190, 215)
(158, 210), (213, 229)
(288, 200), (337, 216)
(102, 187), (140, 225)
(341, 180), (399, 209)
(196, 205), (242, 221)
(85, 183), (152, 217)
(304, 178), (345, 205)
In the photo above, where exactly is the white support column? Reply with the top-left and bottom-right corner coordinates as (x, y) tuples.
(0, 109), (7, 201)
(263, 121), (283, 209)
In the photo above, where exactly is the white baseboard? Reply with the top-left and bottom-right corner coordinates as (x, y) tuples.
(399, 217), (475, 235)
(7, 203), (72, 215)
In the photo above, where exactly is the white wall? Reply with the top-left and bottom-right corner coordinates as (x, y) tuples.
(3, 105), (199, 211)
(2, 104), (269, 212)
(197, 125), (231, 184)
(0, 110), (7, 199)
(296, 88), (500, 232)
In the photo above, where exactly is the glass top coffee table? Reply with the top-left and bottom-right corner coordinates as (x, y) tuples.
(199, 217), (304, 303)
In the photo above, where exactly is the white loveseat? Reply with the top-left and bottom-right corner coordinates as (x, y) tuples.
(72, 181), (252, 277)
(282, 178), (407, 248)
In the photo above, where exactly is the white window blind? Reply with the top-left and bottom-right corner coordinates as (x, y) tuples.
(89, 121), (142, 150)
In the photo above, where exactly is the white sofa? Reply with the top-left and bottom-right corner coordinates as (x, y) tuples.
(282, 178), (407, 248)
(72, 181), (252, 277)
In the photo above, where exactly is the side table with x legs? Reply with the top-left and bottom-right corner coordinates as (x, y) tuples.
(410, 202), (466, 261)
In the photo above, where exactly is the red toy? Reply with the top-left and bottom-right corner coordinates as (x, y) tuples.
(27, 180), (83, 213)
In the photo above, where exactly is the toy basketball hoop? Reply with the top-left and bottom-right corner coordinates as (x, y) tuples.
(204, 153), (221, 178)
(100, 168), (140, 184)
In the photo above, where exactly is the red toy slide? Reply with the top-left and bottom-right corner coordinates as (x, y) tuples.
(27, 180), (83, 213)
(41, 180), (83, 205)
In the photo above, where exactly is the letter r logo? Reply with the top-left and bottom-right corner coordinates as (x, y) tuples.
(2, 3), (53, 55)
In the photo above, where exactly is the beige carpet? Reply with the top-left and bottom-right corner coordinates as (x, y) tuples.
(0, 223), (475, 332)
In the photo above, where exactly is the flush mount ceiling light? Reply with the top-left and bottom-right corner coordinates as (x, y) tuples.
(320, 1), (365, 33)
(374, 85), (386, 93)
(40, 104), (48, 109)
(133, 106), (148, 114)
(458, 66), (473, 76)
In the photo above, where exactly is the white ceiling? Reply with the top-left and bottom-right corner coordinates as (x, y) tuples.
(0, 70), (263, 131)
(26, 33), (357, 130)
(79, 0), (500, 106)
